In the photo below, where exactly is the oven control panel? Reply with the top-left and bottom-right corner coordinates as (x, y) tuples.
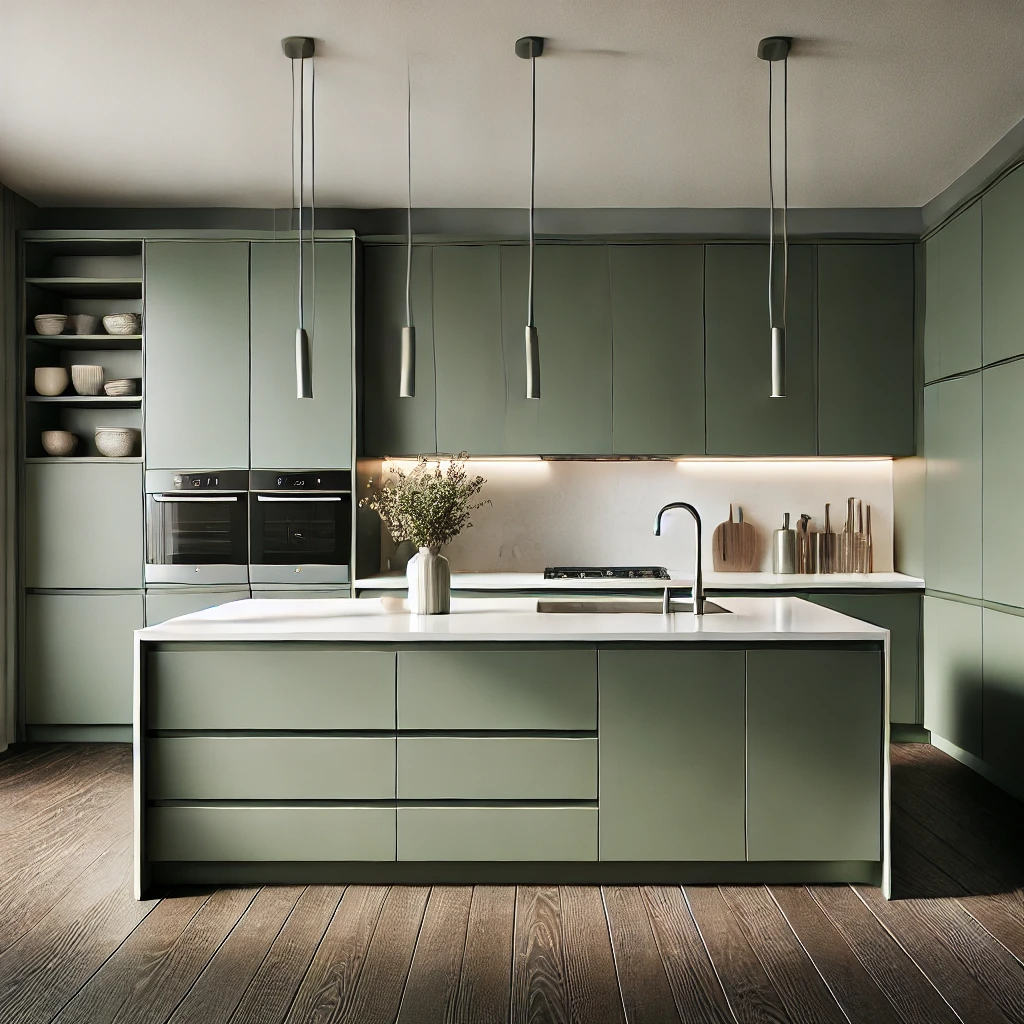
(249, 470), (352, 493)
(161, 470), (249, 492)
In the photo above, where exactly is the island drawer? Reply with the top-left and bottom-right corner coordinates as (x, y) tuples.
(148, 737), (396, 800)
(146, 649), (395, 730)
(397, 737), (596, 800)
(398, 807), (597, 861)
(148, 806), (396, 861)
(396, 650), (596, 730)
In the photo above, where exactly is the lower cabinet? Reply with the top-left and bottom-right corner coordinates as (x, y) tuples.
(746, 649), (883, 862)
(145, 588), (250, 626)
(923, 596), (983, 756)
(599, 649), (746, 861)
(982, 608), (1024, 782)
(26, 592), (144, 725)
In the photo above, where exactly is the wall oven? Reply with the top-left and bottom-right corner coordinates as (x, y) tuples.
(145, 470), (249, 585)
(249, 470), (352, 584)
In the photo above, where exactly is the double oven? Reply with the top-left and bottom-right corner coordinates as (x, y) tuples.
(145, 470), (352, 587)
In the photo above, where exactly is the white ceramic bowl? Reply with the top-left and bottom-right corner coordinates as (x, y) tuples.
(103, 378), (137, 397)
(67, 313), (100, 335)
(95, 426), (138, 458)
(33, 314), (67, 336)
(71, 364), (104, 396)
(41, 430), (77, 457)
(102, 313), (140, 335)
(34, 366), (69, 396)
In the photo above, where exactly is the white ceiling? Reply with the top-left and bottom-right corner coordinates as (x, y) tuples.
(2, 0), (1023, 209)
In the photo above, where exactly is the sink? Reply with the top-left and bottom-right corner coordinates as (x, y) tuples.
(536, 598), (730, 614)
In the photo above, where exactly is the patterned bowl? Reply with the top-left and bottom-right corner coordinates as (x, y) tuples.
(103, 378), (137, 397)
(102, 313), (140, 335)
(67, 313), (100, 335)
(71, 364), (104, 396)
(34, 366), (69, 396)
(95, 426), (138, 458)
(41, 430), (78, 457)
(33, 314), (67, 336)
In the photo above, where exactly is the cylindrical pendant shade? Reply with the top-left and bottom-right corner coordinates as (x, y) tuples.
(296, 327), (313, 399)
(525, 325), (541, 399)
(770, 326), (786, 398)
(400, 326), (416, 398)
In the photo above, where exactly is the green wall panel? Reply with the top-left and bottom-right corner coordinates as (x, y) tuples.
(982, 165), (1024, 364)
(923, 596), (983, 757)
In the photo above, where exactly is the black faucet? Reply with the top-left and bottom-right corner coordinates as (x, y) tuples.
(654, 502), (705, 616)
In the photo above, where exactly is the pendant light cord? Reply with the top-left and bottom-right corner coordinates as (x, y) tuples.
(297, 56), (305, 331)
(310, 53), (316, 340)
(767, 59), (775, 331)
(527, 52), (536, 328)
(766, 57), (789, 332)
(406, 57), (413, 327)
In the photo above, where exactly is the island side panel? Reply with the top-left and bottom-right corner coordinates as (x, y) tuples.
(133, 635), (147, 900)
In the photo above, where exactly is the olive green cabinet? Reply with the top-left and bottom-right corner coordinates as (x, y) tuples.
(923, 596), (982, 756)
(924, 374), (982, 599)
(982, 608), (1024, 780)
(599, 649), (746, 861)
(817, 244), (915, 456)
(746, 649), (882, 861)
(144, 241), (250, 469)
(361, 245), (436, 457)
(609, 245), (705, 455)
(26, 592), (144, 724)
(704, 245), (816, 455)
(145, 588), (249, 626)
(250, 241), (353, 469)
(982, 164), (1024, 364)
(25, 462), (143, 590)
(924, 204), (982, 382)
(433, 245), (505, 455)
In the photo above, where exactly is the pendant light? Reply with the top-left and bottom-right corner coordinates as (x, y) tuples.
(399, 59), (415, 398)
(283, 36), (316, 399)
(758, 36), (790, 399)
(516, 35), (544, 400)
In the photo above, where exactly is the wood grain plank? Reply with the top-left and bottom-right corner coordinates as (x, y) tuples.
(452, 886), (516, 1024)
(228, 885), (344, 1024)
(512, 886), (571, 1024)
(284, 884), (390, 1024)
(168, 886), (304, 1024)
(559, 886), (624, 1024)
(395, 886), (472, 1024)
(768, 887), (903, 1024)
(603, 886), (682, 1024)
(640, 886), (735, 1024)
(0, 743), (73, 781)
(683, 885), (791, 1024)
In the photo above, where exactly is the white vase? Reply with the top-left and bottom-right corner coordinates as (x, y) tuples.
(406, 546), (451, 615)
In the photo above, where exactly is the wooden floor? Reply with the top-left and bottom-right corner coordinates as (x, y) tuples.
(4, 746), (1024, 1023)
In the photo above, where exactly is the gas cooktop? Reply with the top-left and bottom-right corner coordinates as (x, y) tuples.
(543, 566), (671, 580)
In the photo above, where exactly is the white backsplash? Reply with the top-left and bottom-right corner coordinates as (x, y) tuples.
(382, 459), (895, 574)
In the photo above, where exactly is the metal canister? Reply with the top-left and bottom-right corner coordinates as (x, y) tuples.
(772, 513), (797, 574)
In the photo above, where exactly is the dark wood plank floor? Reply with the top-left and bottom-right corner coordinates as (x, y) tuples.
(4, 743), (1024, 1023)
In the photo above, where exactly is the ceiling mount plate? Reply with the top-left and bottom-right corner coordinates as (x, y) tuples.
(757, 36), (791, 61)
(515, 36), (545, 59)
(282, 36), (315, 60)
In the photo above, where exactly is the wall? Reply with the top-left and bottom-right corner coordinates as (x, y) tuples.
(377, 458), (895, 575)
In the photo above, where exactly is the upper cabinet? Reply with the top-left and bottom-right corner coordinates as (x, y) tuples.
(609, 245), (704, 456)
(145, 241), (250, 470)
(704, 244), (816, 456)
(817, 244), (915, 456)
(250, 241), (353, 469)
(924, 204), (982, 382)
(983, 164), (1024, 364)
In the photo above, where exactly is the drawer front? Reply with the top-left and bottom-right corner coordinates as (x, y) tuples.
(148, 806), (395, 861)
(147, 650), (395, 730)
(148, 737), (395, 800)
(397, 650), (596, 730)
(398, 807), (597, 861)
(397, 737), (596, 800)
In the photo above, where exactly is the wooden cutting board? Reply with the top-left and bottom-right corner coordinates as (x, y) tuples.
(712, 504), (759, 571)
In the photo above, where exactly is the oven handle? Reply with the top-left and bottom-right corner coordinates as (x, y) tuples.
(255, 495), (344, 502)
(151, 494), (243, 503)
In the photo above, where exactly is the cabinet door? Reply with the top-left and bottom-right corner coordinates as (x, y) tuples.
(145, 589), (249, 626)
(433, 245), (505, 455)
(502, 245), (613, 455)
(982, 608), (1024, 780)
(599, 650), (745, 861)
(26, 592), (144, 724)
(982, 164), (1024, 364)
(145, 241), (250, 469)
(923, 596), (982, 756)
(924, 374), (982, 598)
(250, 241), (352, 469)
(609, 245), (704, 455)
(983, 360), (1024, 609)
(26, 462), (143, 590)
(362, 245), (436, 456)
(705, 245), (816, 455)
(746, 649), (882, 862)
(804, 593), (921, 724)
(818, 244), (915, 455)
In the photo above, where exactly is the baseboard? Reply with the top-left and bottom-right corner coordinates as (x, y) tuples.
(25, 725), (132, 743)
(930, 732), (1024, 803)
(890, 724), (931, 743)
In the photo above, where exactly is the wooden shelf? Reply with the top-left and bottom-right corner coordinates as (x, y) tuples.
(24, 456), (143, 464)
(25, 333), (142, 350)
(26, 277), (142, 298)
(26, 395), (141, 408)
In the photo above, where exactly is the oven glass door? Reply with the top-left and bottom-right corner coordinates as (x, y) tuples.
(250, 494), (352, 567)
(146, 493), (248, 565)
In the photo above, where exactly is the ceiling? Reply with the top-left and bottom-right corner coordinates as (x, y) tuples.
(2, 0), (1023, 209)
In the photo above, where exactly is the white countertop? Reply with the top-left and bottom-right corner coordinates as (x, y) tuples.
(137, 595), (889, 644)
(355, 570), (925, 592)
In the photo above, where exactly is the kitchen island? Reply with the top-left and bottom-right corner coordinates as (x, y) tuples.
(133, 596), (891, 899)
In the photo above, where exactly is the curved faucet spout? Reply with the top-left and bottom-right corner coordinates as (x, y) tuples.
(653, 502), (705, 616)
